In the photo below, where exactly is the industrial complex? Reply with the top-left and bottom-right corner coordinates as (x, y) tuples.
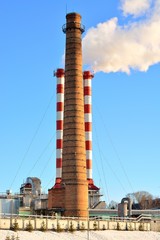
(0, 13), (160, 226)
(0, 12), (106, 218)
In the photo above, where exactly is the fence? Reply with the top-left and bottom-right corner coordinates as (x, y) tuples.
(0, 214), (151, 231)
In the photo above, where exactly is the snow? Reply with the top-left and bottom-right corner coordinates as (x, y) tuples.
(0, 230), (160, 240)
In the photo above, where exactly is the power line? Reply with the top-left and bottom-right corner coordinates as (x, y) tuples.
(100, 151), (128, 194)
(27, 133), (56, 177)
(93, 120), (110, 203)
(94, 101), (135, 193)
(9, 94), (55, 190)
(43, 177), (54, 192)
(39, 148), (55, 178)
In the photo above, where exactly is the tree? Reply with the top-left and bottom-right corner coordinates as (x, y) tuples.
(126, 191), (153, 209)
(108, 200), (118, 209)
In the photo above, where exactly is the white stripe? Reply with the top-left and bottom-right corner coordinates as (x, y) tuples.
(84, 96), (92, 104)
(87, 169), (92, 179)
(57, 77), (65, 85)
(56, 149), (63, 158)
(56, 168), (62, 178)
(84, 79), (91, 87)
(56, 130), (63, 139)
(86, 150), (92, 159)
(56, 111), (64, 121)
(85, 132), (92, 141)
(57, 93), (64, 102)
(85, 113), (92, 122)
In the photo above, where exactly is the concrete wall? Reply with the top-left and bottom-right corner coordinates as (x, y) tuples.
(0, 216), (151, 231)
(0, 218), (10, 229)
(151, 220), (160, 232)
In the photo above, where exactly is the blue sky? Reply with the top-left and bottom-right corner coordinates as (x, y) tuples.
(0, 0), (160, 203)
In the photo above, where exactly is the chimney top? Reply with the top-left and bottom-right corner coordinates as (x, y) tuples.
(66, 12), (81, 20)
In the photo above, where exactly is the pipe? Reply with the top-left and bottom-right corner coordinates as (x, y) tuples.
(121, 197), (132, 217)
(83, 71), (94, 184)
(55, 68), (65, 186)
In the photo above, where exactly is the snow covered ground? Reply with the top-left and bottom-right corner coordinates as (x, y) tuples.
(0, 230), (160, 240)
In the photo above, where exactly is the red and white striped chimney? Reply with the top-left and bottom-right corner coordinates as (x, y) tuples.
(54, 68), (64, 187)
(83, 71), (94, 186)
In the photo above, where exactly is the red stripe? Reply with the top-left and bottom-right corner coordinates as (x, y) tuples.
(57, 84), (64, 93)
(84, 104), (91, 113)
(86, 140), (92, 150)
(84, 86), (91, 96)
(55, 178), (61, 184)
(56, 158), (62, 168)
(56, 120), (63, 130)
(84, 86), (92, 96)
(86, 159), (92, 169)
(56, 139), (63, 149)
(85, 122), (92, 131)
(55, 69), (65, 78)
(83, 71), (94, 79)
(57, 102), (63, 111)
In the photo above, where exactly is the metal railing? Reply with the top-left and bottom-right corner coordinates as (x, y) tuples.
(62, 23), (85, 33)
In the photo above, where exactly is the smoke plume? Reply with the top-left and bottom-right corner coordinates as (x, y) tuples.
(82, 0), (160, 74)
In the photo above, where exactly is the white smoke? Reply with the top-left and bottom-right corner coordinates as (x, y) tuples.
(82, 0), (160, 74)
(120, 0), (151, 17)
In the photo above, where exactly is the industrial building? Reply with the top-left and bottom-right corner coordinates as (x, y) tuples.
(0, 175), (105, 216)
(0, 177), (47, 216)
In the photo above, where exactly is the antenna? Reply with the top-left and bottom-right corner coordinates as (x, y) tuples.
(66, 4), (67, 14)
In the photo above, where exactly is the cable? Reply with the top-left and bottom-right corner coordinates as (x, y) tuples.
(93, 120), (110, 203)
(43, 177), (54, 192)
(100, 151), (128, 194)
(94, 100), (135, 193)
(27, 133), (56, 177)
(9, 94), (55, 190)
(103, 128), (134, 192)
(39, 148), (56, 178)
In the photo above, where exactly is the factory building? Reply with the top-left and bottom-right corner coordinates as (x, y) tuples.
(19, 177), (48, 215)
(0, 178), (48, 216)
(0, 190), (19, 215)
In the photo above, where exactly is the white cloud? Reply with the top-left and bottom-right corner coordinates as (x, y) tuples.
(120, 0), (151, 17)
(82, 0), (160, 74)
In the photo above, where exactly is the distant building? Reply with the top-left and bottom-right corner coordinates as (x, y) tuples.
(0, 190), (19, 215)
(0, 177), (48, 216)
